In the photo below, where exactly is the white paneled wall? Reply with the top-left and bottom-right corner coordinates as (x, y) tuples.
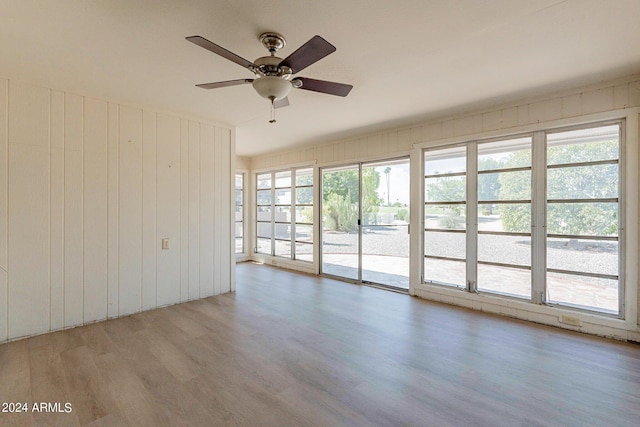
(0, 79), (234, 342)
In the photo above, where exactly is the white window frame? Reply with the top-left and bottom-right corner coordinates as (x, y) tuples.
(421, 119), (624, 317)
(254, 167), (314, 263)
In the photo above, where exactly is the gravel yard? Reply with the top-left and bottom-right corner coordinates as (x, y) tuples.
(321, 225), (619, 311)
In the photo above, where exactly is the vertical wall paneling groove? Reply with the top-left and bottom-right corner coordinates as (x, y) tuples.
(7, 81), (51, 338)
(229, 131), (236, 293)
(179, 119), (189, 302)
(83, 98), (108, 323)
(63, 94), (84, 327)
(219, 129), (236, 293)
(156, 114), (181, 306)
(213, 127), (222, 295)
(199, 124), (215, 297)
(107, 102), (119, 318)
(142, 111), (157, 310)
(188, 120), (200, 300)
(50, 91), (65, 330)
(218, 128), (232, 294)
(0, 80), (7, 341)
(118, 106), (143, 316)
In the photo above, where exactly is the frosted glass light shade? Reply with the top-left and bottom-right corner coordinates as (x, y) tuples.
(252, 76), (292, 101)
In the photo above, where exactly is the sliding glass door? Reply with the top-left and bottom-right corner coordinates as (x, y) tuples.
(321, 158), (410, 289)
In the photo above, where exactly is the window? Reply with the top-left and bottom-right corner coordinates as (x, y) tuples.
(255, 167), (314, 261)
(545, 125), (621, 314)
(256, 173), (272, 255)
(423, 122), (623, 316)
(295, 168), (314, 261)
(235, 173), (244, 254)
(477, 137), (532, 298)
(424, 145), (467, 287)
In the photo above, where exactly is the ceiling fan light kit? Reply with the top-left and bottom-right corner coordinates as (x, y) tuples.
(186, 31), (353, 123)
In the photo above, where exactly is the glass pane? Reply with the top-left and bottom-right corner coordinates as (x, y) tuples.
(547, 125), (619, 165)
(257, 190), (271, 205)
(235, 189), (243, 205)
(478, 264), (530, 299)
(274, 239), (291, 258)
(275, 171), (291, 188)
(295, 242), (313, 262)
(235, 173), (243, 188)
(362, 224), (409, 289)
(235, 206), (243, 221)
(547, 237), (618, 277)
(295, 224), (313, 243)
(322, 166), (359, 280)
(235, 237), (243, 254)
(321, 169), (360, 233)
(478, 170), (530, 201)
(425, 146), (466, 175)
(295, 206), (313, 224)
(274, 205), (291, 222)
(424, 258), (465, 287)
(478, 137), (532, 170)
(256, 237), (270, 254)
(257, 174), (271, 189)
(547, 164), (618, 200)
(425, 176), (465, 202)
(274, 188), (291, 205)
(256, 206), (271, 222)
(547, 272), (618, 314)
(322, 230), (358, 279)
(257, 222), (272, 238)
(234, 222), (243, 238)
(425, 206), (466, 230)
(478, 234), (530, 266)
(424, 231), (465, 260)
(296, 187), (313, 204)
(296, 168), (313, 186)
(547, 202), (618, 236)
(478, 203), (530, 233)
(274, 223), (290, 240)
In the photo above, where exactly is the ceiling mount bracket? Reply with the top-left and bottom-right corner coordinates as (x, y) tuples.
(259, 32), (286, 54)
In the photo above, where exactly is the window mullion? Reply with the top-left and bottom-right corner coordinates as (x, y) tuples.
(531, 131), (546, 304)
(467, 143), (478, 293)
(271, 171), (276, 257)
(291, 168), (296, 260)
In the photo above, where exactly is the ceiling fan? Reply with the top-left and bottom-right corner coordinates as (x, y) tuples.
(186, 32), (353, 123)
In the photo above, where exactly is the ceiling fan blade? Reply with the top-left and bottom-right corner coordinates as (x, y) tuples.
(274, 97), (290, 109)
(195, 79), (254, 89)
(294, 77), (353, 97)
(279, 36), (336, 74)
(186, 35), (256, 70)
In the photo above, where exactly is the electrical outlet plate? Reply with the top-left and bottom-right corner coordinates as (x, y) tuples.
(560, 315), (582, 327)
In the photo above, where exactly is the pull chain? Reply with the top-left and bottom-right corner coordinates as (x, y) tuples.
(269, 97), (276, 123)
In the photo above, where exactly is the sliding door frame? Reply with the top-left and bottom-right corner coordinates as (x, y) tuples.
(319, 156), (410, 291)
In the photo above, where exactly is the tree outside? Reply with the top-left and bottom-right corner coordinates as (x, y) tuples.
(322, 168), (382, 232)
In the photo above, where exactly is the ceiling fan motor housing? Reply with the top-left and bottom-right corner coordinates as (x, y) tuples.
(253, 56), (292, 77)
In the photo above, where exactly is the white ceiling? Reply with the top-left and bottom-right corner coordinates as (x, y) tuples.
(2, 1), (640, 156)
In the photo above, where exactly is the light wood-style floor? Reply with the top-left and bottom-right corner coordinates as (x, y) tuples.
(1, 262), (639, 426)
